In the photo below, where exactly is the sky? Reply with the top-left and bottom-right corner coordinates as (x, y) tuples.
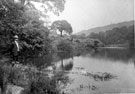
(50, 0), (134, 34)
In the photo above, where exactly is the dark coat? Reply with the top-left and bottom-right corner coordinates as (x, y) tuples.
(11, 41), (20, 56)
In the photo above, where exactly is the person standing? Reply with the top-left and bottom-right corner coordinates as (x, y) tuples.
(12, 35), (20, 64)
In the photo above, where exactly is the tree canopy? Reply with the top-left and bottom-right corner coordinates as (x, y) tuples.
(88, 26), (134, 48)
(51, 20), (73, 37)
(11, 0), (66, 16)
(0, 0), (66, 57)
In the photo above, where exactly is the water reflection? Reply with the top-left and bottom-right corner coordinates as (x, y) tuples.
(51, 53), (74, 93)
(53, 57), (74, 72)
(60, 60), (73, 71)
(83, 48), (135, 63)
(23, 48), (135, 94)
(56, 48), (135, 94)
(24, 48), (134, 68)
(58, 52), (73, 71)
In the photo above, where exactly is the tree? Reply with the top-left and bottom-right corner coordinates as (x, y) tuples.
(0, 0), (66, 57)
(0, 0), (27, 49)
(51, 20), (73, 37)
(88, 25), (134, 48)
(9, 0), (65, 17)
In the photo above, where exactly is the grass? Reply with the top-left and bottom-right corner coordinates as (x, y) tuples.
(0, 61), (61, 94)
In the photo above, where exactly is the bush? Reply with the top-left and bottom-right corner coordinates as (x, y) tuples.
(0, 62), (23, 93)
(0, 61), (61, 94)
(25, 74), (59, 94)
(0, 0), (52, 59)
(57, 40), (73, 53)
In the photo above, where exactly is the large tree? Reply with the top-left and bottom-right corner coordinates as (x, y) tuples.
(10, 0), (65, 16)
(51, 20), (73, 37)
(0, 0), (66, 57)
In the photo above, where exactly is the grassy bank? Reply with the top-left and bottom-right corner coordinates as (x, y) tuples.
(0, 61), (61, 94)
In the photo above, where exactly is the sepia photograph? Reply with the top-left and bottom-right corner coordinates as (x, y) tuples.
(0, 0), (134, 94)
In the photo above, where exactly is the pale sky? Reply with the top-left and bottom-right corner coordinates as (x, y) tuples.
(50, 0), (134, 34)
(32, 0), (134, 34)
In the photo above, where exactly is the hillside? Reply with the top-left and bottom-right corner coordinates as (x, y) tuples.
(76, 20), (134, 36)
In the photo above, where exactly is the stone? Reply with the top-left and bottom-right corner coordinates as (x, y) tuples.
(6, 84), (24, 94)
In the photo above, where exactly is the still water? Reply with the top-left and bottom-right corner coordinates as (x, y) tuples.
(27, 48), (135, 94)
(49, 48), (135, 94)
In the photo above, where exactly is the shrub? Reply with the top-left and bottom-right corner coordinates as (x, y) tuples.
(0, 62), (23, 93)
(0, 62), (61, 94)
(57, 40), (73, 53)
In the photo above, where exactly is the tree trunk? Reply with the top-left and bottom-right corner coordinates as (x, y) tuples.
(60, 31), (62, 37)
(61, 59), (64, 69)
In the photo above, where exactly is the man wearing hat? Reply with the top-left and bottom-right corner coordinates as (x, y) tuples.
(12, 35), (20, 63)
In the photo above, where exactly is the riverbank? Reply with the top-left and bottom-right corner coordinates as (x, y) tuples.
(0, 59), (61, 94)
(0, 47), (135, 94)
(50, 48), (135, 94)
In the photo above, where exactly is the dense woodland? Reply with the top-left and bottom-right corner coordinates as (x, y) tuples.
(88, 26), (134, 48)
(0, 0), (71, 94)
(0, 0), (74, 58)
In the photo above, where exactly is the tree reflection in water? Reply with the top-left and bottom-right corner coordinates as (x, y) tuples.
(79, 48), (135, 63)
(21, 48), (135, 93)
(58, 52), (74, 71)
(22, 52), (74, 93)
(50, 52), (74, 93)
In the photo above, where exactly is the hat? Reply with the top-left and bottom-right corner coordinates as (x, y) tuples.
(14, 35), (18, 39)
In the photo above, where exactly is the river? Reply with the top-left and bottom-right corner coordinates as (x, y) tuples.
(27, 48), (135, 94)
(49, 48), (135, 94)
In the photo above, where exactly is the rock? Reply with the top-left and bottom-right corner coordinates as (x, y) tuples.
(6, 84), (24, 94)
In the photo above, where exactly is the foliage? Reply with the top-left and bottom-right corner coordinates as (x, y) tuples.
(88, 26), (134, 48)
(25, 74), (59, 94)
(0, 0), (66, 58)
(0, 0), (68, 94)
(57, 40), (73, 53)
(0, 62), (24, 93)
(51, 20), (73, 37)
(6, 0), (65, 16)
(0, 61), (61, 94)
(72, 37), (104, 54)
(0, 0), (26, 48)
(20, 0), (65, 15)
(20, 21), (50, 57)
